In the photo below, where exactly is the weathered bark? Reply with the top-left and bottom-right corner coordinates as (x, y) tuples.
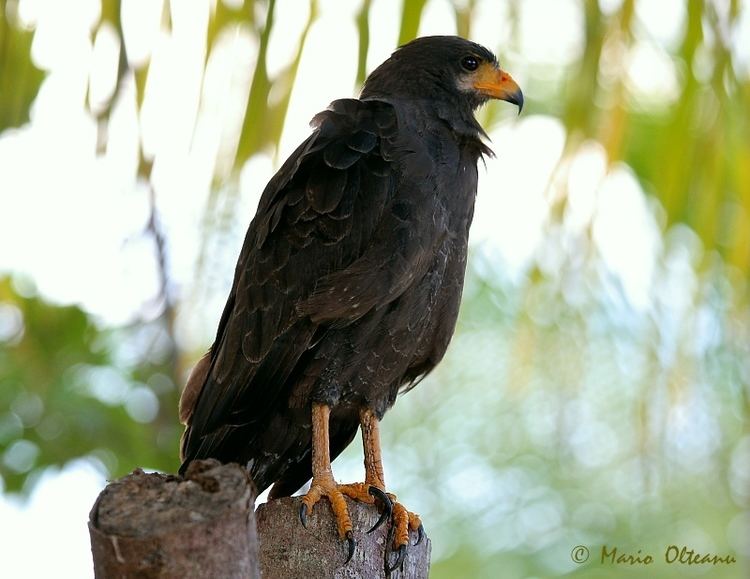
(256, 496), (431, 578)
(89, 460), (259, 578)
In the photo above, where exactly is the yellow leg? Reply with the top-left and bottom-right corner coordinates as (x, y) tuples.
(337, 407), (386, 501)
(298, 404), (423, 570)
(300, 404), (355, 557)
(339, 408), (424, 571)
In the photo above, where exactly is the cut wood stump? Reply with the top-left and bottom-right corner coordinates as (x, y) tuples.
(256, 496), (431, 579)
(89, 460), (431, 578)
(89, 459), (259, 578)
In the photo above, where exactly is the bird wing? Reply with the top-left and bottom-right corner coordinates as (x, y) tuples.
(180, 98), (441, 471)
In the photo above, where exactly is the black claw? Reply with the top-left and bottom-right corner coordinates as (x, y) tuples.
(415, 524), (425, 545)
(367, 486), (393, 533)
(368, 508), (390, 534)
(387, 545), (407, 573)
(368, 485), (391, 505)
(299, 503), (308, 528)
(345, 532), (356, 564)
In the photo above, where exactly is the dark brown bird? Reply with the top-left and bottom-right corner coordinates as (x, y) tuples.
(179, 35), (522, 569)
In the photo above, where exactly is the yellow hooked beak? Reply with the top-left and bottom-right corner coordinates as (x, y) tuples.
(473, 62), (524, 113)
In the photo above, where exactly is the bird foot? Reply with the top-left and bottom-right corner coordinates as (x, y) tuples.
(298, 477), (422, 568)
(337, 482), (393, 533)
(337, 483), (423, 552)
(300, 474), (356, 562)
(384, 496), (424, 573)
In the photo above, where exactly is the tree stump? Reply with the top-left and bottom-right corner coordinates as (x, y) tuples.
(256, 496), (431, 578)
(89, 460), (259, 578)
(89, 461), (430, 578)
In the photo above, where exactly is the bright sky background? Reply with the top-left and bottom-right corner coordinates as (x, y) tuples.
(1, 0), (749, 576)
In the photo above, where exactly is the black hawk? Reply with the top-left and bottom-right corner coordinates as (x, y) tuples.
(179, 35), (522, 568)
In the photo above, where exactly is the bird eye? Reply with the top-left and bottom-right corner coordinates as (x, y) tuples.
(461, 56), (480, 71)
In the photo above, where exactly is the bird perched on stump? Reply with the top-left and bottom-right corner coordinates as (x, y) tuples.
(179, 35), (522, 571)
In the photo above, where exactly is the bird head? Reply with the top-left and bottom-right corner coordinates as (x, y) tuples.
(361, 36), (523, 114)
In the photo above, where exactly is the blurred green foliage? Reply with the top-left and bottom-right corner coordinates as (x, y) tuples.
(0, 277), (180, 492)
(0, 0), (44, 131)
(0, 0), (748, 577)
(373, 253), (749, 578)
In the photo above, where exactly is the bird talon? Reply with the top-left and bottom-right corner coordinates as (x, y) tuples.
(299, 503), (308, 528)
(415, 523), (425, 545)
(387, 544), (407, 573)
(367, 506), (390, 534)
(368, 485), (390, 505)
(345, 532), (356, 564)
(367, 486), (392, 533)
